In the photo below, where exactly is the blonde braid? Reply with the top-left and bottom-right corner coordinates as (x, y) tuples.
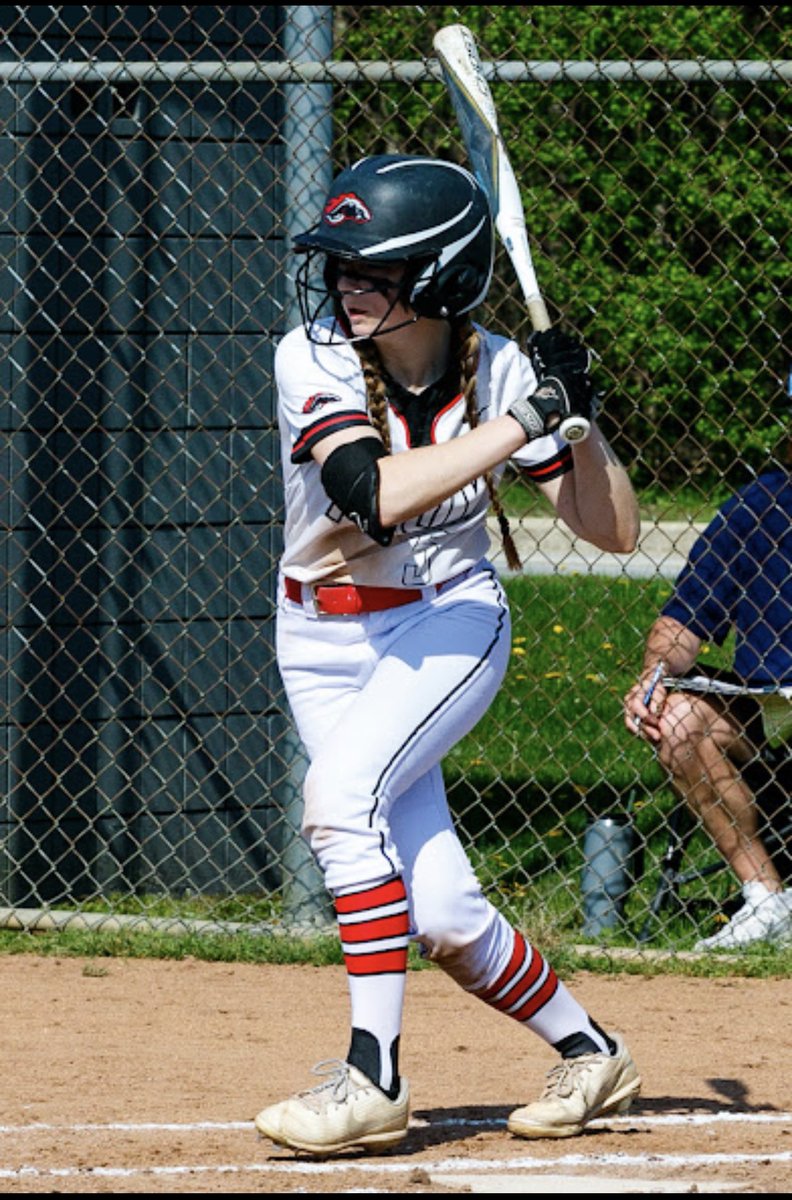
(356, 339), (391, 451)
(456, 321), (522, 572)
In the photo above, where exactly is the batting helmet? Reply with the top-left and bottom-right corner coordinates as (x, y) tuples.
(294, 154), (494, 328)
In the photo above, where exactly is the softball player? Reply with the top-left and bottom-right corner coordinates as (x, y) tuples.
(255, 155), (642, 1156)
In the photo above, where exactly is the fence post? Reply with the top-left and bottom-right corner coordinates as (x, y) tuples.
(277, 6), (334, 930)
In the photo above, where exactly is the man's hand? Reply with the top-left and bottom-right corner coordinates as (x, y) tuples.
(624, 664), (668, 742)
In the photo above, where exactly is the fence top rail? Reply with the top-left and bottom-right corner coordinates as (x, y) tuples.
(0, 58), (788, 85)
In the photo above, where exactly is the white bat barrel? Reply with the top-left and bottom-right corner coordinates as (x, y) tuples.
(433, 24), (591, 446)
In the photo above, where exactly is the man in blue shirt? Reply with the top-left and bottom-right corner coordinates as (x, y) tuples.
(624, 464), (792, 950)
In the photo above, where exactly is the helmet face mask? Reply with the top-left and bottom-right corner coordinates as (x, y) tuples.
(323, 257), (410, 300)
(294, 155), (494, 343)
(295, 249), (423, 342)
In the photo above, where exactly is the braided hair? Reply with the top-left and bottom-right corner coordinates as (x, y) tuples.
(357, 322), (522, 571)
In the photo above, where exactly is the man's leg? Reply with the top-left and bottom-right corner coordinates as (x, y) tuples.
(658, 691), (782, 889)
(658, 691), (792, 948)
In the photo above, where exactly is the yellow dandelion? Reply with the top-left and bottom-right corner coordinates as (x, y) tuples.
(512, 646), (526, 656)
(552, 624), (565, 634)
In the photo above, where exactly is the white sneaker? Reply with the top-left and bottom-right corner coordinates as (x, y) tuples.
(695, 881), (792, 951)
(507, 1033), (641, 1139)
(254, 1060), (409, 1156)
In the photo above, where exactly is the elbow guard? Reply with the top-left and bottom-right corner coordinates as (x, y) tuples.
(320, 437), (394, 546)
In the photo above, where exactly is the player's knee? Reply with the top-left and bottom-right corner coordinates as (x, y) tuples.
(414, 889), (495, 975)
(301, 761), (340, 846)
(301, 762), (323, 838)
(300, 759), (378, 871)
(657, 693), (709, 764)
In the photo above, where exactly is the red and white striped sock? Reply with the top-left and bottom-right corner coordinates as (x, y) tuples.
(334, 876), (410, 1094)
(472, 927), (610, 1053)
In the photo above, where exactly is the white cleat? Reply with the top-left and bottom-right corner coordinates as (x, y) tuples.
(254, 1060), (409, 1157)
(507, 1033), (641, 1139)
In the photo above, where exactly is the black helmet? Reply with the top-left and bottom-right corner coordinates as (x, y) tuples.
(294, 154), (494, 333)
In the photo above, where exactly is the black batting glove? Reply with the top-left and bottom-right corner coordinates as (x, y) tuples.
(528, 328), (591, 378)
(508, 329), (595, 441)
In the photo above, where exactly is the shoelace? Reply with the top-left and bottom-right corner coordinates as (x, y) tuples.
(298, 1060), (356, 1112)
(540, 1053), (601, 1099)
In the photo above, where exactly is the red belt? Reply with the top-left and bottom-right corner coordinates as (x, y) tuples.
(284, 576), (452, 616)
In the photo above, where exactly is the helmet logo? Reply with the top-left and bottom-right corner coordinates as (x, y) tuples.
(323, 193), (372, 226)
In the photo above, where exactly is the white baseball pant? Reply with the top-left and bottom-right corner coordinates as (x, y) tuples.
(276, 561), (512, 964)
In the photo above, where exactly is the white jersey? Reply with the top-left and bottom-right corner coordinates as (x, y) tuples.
(276, 321), (573, 588)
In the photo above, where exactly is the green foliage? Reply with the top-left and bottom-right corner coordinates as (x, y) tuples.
(331, 6), (791, 492)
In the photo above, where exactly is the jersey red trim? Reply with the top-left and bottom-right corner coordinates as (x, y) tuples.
(291, 411), (373, 463)
(430, 393), (465, 443)
(521, 445), (574, 482)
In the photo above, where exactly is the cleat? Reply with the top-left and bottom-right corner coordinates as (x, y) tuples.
(507, 1033), (641, 1139)
(254, 1060), (409, 1157)
(695, 882), (792, 951)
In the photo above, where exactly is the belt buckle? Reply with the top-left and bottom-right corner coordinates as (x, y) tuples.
(310, 582), (354, 617)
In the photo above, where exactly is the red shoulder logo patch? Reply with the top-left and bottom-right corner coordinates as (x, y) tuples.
(302, 392), (341, 414)
(323, 193), (371, 226)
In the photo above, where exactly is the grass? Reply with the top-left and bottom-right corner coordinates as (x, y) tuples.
(0, 924), (346, 965)
(0, 920), (789, 980)
(501, 472), (720, 524)
(0, 571), (789, 979)
(445, 572), (710, 798)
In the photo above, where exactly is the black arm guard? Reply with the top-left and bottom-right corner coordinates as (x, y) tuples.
(320, 437), (394, 546)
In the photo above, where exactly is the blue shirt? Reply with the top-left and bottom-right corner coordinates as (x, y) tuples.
(662, 469), (792, 685)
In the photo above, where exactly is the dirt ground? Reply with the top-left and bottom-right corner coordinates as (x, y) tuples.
(1, 954), (790, 1193)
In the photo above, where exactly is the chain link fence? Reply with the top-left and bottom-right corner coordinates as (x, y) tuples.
(0, 6), (789, 953)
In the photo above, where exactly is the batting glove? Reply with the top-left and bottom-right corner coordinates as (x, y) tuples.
(527, 328), (591, 378)
(508, 329), (595, 441)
